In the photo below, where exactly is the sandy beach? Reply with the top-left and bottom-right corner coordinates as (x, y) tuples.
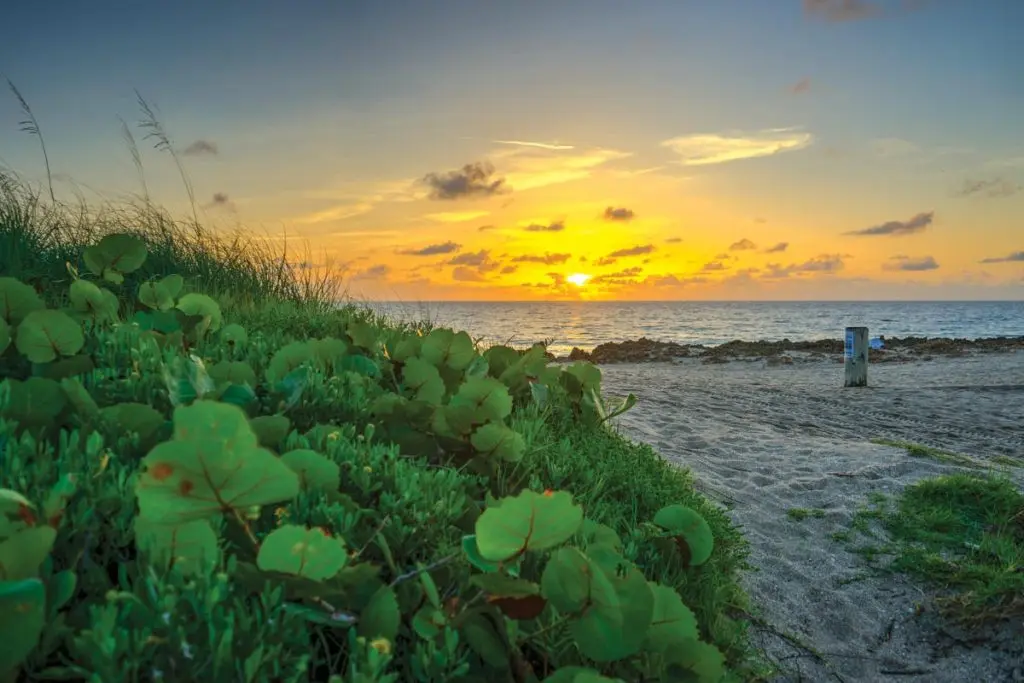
(599, 349), (1024, 683)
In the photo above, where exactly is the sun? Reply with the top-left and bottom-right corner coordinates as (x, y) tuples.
(567, 273), (591, 287)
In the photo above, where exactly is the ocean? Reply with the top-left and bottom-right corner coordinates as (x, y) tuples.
(366, 301), (1024, 356)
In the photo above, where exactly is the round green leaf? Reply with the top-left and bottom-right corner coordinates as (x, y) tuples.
(266, 341), (312, 385)
(135, 517), (220, 577)
(0, 318), (9, 355)
(475, 489), (583, 562)
(220, 323), (248, 346)
(60, 377), (99, 420)
(83, 233), (148, 277)
(421, 328), (475, 371)
(574, 562), (653, 662)
(461, 612), (509, 668)
(652, 505), (715, 567)
(470, 423), (525, 462)
(138, 281), (175, 311)
(388, 336), (421, 363)
(100, 403), (165, 440)
(0, 526), (57, 581)
(47, 569), (77, 613)
(402, 357), (446, 404)
(542, 668), (622, 683)
(358, 585), (400, 641)
(135, 401), (300, 524)
(664, 639), (726, 683)
(176, 293), (222, 334)
(0, 577), (46, 677)
(461, 534), (500, 573)
(450, 377), (512, 423)
(643, 583), (699, 653)
(337, 354), (381, 378)
(257, 524), (347, 581)
(209, 361), (258, 387)
(15, 309), (84, 363)
(0, 277), (45, 325)
(250, 414), (291, 449)
(0, 377), (67, 427)
(219, 383), (256, 409)
(281, 449), (341, 493)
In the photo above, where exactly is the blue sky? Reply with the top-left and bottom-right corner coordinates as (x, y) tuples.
(2, 0), (1022, 300)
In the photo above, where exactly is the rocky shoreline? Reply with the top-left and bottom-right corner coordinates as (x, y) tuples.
(546, 335), (1024, 365)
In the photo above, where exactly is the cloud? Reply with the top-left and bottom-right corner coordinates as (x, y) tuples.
(590, 267), (643, 285)
(885, 255), (940, 271)
(702, 261), (728, 272)
(422, 161), (508, 200)
(845, 211), (934, 236)
(511, 253), (572, 265)
(501, 265), (518, 274)
(763, 242), (789, 253)
(789, 77), (812, 94)
(478, 224), (497, 231)
(499, 145), (632, 192)
(449, 250), (497, 269)
(603, 206), (635, 222)
(729, 238), (757, 251)
(871, 137), (919, 158)
(764, 254), (846, 278)
(398, 241), (461, 257)
(353, 264), (390, 280)
(661, 127), (813, 166)
(182, 139), (218, 156)
(523, 220), (566, 232)
(204, 192), (234, 210)
(955, 178), (1022, 199)
(452, 266), (487, 282)
(643, 274), (708, 287)
(665, 237), (683, 243)
(608, 244), (655, 258)
(980, 251), (1024, 264)
(424, 211), (491, 223)
(803, 0), (930, 22)
(295, 202), (375, 224)
(493, 139), (574, 150)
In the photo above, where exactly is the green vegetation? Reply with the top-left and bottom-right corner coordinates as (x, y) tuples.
(872, 438), (986, 469)
(839, 473), (1024, 626)
(0, 169), (755, 682)
(785, 508), (825, 522)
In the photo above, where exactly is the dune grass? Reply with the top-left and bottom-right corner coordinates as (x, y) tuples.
(0, 99), (759, 680)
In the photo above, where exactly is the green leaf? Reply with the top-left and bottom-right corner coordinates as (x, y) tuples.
(421, 328), (475, 371)
(0, 578), (46, 677)
(280, 449), (341, 493)
(69, 279), (117, 321)
(470, 574), (540, 598)
(461, 535), (500, 572)
(42, 474), (77, 527)
(347, 322), (378, 350)
(412, 605), (446, 640)
(663, 639), (726, 683)
(470, 423), (525, 462)
(643, 583), (699, 653)
(337, 354), (380, 378)
(135, 401), (300, 524)
(0, 526), (57, 581)
(0, 377), (67, 428)
(138, 281), (175, 311)
(249, 414), (291, 449)
(47, 569), (77, 613)
(176, 293), (222, 335)
(358, 585), (400, 641)
(388, 336), (421, 363)
(60, 377), (99, 420)
(135, 517), (220, 577)
(257, 524), (348, 581)
(579, 520), (622, 552)
(578, 562), (654, 662)
(652, 505), (715, 567)
(0, 277), (45, 325)
(160, 274), (184, 298)
(266, 341), (312, 385)
(542, 668), (622, 683)
(15, 310), (84, 363)
(566, 362), (601, 390)
(220, 323), (248, 346)
(475, 489), (583, 562)
(461, 612), (509, 668)
(219, 383), (256, 409)
(35, 354), (95, 380)
(99, 402), (165, 440)
(310, 337), (348, 367)
(82, 233), (148, 277)
(0, 318), (9, 355)
(402, 357), (446, 404)
(450, 377), (512, 423)
(209, 361), (258, 387)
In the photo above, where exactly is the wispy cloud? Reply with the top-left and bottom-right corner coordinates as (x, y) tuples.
(452, 266), (487, 282)
(511, 253), (572, 265)
(729, 238), (757, 251)
(702, 261), (728, 272)
(424, 211), (491, 223)
(980, 251), (1024, 264)
(204, 192), (234, 210)
(955, 177), (1022, 199)
(764, 254), (846, 278)
(661, 127), (813, 166)
(398, 241), (461, 257)
(789, 77), (813, 94)
(182, 139), (218, 156)
(885, 255), (940, 271)
(763, 242), (789, 253)
(603, 206), (635, 222)
(803, 0), (931, 22)
(665, 237), (683, 243)
(523, 220), (566, 232)
(845, 211), (934, 237)
(500, 146), (632, 191)
(295, 202), (375, 224)
(422, 161), (508, 200)
(493, 139), (574, 150)
(352, 264), (390, 281)
(608, 244), (655, 258)
(449, 250), (498, 270)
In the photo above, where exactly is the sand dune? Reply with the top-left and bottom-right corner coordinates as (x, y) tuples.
(600, 351), (1024, 683)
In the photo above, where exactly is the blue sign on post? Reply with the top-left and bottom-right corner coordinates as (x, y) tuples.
(844, 329), (855, 360)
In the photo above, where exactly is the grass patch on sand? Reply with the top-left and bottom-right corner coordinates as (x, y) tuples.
(872, 437), (985, 469)
(786, 507), (826, 522)
(841, 473), (1024, 626)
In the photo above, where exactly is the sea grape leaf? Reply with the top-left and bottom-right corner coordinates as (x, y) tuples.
(0, 577), (46, 678)
(250, 414), (291, 449)
(541, 668), (622, 683)
(0, 490), (35, 540)
(0, 526), (57, 581)
(484, 345), (520, 379)
(310, 337), (347, 368)
(337, 354), (380, 379)
(0, 377), (67, 427)
(450, 377), (513, 424)
(0, 277), (45, 324)
(100, 402), (165, 440)
(471, 574), (547, 620)
(541, 547), (613, 615)
(82, 233), (148, 277)
(266, 341), (312, 386)
(652, 505), (715, 567)
(566, 362), (601, 390)
(579, 520), (622, 552)
(280, 449), (341, 493)
(176, 293), (222, 334)
(470, 423), (525, 462)
(220, 322), (248, 346)
(461, 534), (500, 573)
(135, 401), (300, 524)
(412, 605), (446, 640)
(358, 585), (400, 640)
(643, 583), (699, 653)
(578, 562), (654, 662)
(41, 474), (77, 527)
(663, 639), (726, 683)
(47, 569), (77, 614)
(256, 525), (347, 581)
(138, 281), (175, 311)
(421, 328), (475, 371)
(461, 611), (509, 668)
(347, 322), (378, 351)
(219, 383), (256, 409)
(209, 361), (258, 387)
(60, 377), (99, 420)
(388, 336), (421, 363)
(15, 309), (84, 363)
(0, 318), (9, 355)
(69, 279), (116, 321)
(135, 516), (220, 577)
(35, 353), (94, 380)
(475, 489), (583, 562)
(402, 357), (446, 404)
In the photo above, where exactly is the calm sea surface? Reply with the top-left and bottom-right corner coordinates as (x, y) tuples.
(366, 301), (1024, 356)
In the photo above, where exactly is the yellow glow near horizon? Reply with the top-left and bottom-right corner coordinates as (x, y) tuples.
(567, 273), (591, 287)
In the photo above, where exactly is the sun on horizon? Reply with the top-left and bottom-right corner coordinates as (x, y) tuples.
(567, 273), (591, 287)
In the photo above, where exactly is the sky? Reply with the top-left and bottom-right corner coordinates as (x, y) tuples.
(1, 0), (1022, 301)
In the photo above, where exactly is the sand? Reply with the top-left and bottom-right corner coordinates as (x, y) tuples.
(598, 350), (1024, 683)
